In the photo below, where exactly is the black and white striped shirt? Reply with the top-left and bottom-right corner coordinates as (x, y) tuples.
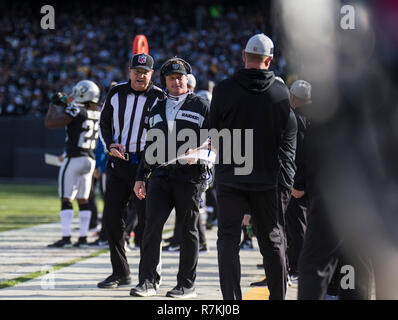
(99, 81), (165, 153)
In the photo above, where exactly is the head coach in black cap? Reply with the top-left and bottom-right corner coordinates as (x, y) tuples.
(97, 53), (165, 289)
(130, 57), (210, 298)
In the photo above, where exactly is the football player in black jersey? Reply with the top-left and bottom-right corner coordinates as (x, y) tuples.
(45, 80), (101, 248)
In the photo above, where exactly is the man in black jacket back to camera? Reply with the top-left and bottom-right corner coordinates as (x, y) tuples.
(210, 33), (297, 300)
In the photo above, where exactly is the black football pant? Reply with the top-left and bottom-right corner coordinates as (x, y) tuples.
(138, 176), (205, 288)
(286, 195), (308, 275)
(103, 157), (146, 278)
(216, 184), (287, 300)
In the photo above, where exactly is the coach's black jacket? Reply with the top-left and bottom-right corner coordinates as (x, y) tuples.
(210, 68), (297, 191)
(136, 93), (210, 184)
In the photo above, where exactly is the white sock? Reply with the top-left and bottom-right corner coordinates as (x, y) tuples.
(79, 210), (92, 237)
(60, 209), (74, 237)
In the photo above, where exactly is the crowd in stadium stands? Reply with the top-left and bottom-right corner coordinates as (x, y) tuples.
(0, 1), (288, 117)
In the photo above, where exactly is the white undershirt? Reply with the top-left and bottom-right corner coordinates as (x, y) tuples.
(165, 92), (189, 132)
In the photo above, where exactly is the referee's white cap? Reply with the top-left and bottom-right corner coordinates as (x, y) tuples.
(244, 33), (274, 57)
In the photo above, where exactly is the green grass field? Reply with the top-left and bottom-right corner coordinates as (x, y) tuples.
(0, 183), (104, 232)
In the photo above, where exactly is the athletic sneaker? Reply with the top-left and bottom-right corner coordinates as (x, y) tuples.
(88, 239), (109, 248)
(287, 275), (293, 287)
(240, 239), (253, 250)
(166, 285), (197, 299)
(289, 274), (299, 284)
(73, 236), (89, 248)
(199, 243), (209, 254)
(162, 244), (180, 252)
(130, 280), (157, 297)
(250, 277), (290, 287)
(163, 236), (174, 244)
(250, 278), (267, 287)
(205, 220), (214, 230)
(48, 237), (72, 248)
(97, 274), (131, 289)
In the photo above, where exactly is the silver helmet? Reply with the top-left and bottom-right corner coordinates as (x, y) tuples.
(71, 80), (100, 106)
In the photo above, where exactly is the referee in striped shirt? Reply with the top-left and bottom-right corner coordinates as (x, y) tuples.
(97, 53), (165, 288)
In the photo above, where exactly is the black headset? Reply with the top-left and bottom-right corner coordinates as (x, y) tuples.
(159, 57), (192, 88)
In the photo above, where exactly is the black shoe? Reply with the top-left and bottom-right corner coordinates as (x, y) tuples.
(88, 239), (109, 247)
(97, 274), (131, 289)
(240, 239), (253, 249)
(166, 285), (197, 298)
(162, 244), (180, 252)
(89, 223), (97, 230)
(199, 243), (209, 254)
(130, 280), (157, 297)
(163, 236), (174, 244)
(73, 236), (89, 248)
(250, 278), (268, 287)
(48, 237), (72, 248)
(289, 274), (299, 284)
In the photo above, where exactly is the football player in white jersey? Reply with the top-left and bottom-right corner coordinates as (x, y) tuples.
(45, 80), (101, 247)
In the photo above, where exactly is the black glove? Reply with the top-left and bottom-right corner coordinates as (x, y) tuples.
(50, 92), (68, 108)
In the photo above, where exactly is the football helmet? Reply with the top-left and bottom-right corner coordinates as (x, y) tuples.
(71, 80), (100, 106)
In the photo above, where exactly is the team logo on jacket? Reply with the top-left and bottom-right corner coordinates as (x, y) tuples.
(138, 55), (147, 64)
(176, 110), (204, 127)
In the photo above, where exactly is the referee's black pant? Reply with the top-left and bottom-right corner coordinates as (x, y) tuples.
(103, 156), (146, 278)
(216, 184), (287, 300)
(138, 176), (205, 288)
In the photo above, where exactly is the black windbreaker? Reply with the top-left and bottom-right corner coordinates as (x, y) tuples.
(136, 93), (210, 183)
(210, 68), (297, 190)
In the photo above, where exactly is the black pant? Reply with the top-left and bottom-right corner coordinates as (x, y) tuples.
(169, 210), (207, 246)
(138, 176), (205, 288)
(123, 195), (145, 247)
(277, 185), (291, 272)
(297, 194), (372, 300)
(205, 184), (218, 226)
(103, 157), (146, 277)
(88, 176), (99, 229)
(216, 184), (287, 300)
(286, 195), (308, 275)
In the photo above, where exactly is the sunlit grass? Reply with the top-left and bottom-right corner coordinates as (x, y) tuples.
(0, 183), (103, 232)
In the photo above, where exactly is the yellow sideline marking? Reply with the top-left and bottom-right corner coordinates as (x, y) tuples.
(242, 276), (270, 300)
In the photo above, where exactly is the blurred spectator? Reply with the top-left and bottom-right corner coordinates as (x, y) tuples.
(0, 1), (285, 117)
